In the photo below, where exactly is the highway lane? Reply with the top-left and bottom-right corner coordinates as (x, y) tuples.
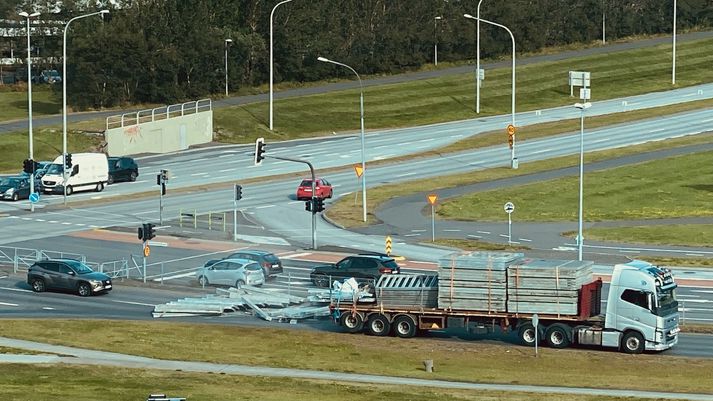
(2, 82), (713, 216)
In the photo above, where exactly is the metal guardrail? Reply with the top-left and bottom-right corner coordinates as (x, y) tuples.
(179, 209), (229, 231)
(105, 99), (212, 130)
(0, 246), (86, 273)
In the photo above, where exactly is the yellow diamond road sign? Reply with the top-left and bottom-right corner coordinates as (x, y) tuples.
(354, 164), (364, 178)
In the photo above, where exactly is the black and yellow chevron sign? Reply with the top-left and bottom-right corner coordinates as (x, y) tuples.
(385, 235), (392, 256)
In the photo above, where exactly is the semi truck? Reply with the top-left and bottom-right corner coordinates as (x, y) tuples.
(330, 253), (679, 354)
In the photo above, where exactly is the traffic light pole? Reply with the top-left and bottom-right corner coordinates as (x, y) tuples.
(267, 155), (317, 249)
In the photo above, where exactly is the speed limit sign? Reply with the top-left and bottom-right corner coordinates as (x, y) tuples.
(504, 202), (515, 214)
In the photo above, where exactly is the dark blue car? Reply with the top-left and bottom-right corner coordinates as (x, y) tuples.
(0, 176), (33, 201)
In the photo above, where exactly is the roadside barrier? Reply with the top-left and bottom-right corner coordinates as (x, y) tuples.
(0, 246), (86, 274)
(178, 209), (229, 232)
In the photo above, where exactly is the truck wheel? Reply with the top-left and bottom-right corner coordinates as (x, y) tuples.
(621, 331), (645, 354)
(366, 314), (391, 337)
(95, 182), (104, 192)
(518, 323), (539, 347)
(65, 185), (73, 196)
(339, 312), (364, 334)
(545, 324), (571, 348)
(393, 315), (417, 338)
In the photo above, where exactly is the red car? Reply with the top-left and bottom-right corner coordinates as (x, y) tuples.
(296, 178), (333, 200)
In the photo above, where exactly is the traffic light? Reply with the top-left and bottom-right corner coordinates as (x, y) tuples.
(23, 159), (34, 174)
(64, 153), (73, 169)
(254, 137), (265, 166)
(305, 199), (313, 212)
(235, 184), (243, 201)
(314, 197), (325, 213)
(145, 223), (156, 240)
(138, 223), (156, 241)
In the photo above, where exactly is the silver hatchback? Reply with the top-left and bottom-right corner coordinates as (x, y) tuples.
(196, 258), (265, 288)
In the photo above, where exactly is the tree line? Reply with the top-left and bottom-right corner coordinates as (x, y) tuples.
(3, 0), (711, 110)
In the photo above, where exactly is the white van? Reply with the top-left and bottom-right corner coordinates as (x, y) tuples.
(42, 153), (109, 195)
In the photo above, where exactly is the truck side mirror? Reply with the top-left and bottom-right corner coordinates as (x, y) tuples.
(71, 165), (79, 176)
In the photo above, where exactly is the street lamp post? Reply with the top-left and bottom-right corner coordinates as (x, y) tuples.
(476, 0), (484, 114)
(224, 38), (232, 96)
(574, 101), (591, 261)
(464, 14), (517, 168)
(62, 9), (109, 205)
(317, 56), (367, 222)
(434, 16), (442, 65)
(20, 10), (40, 212)
(269, 0), (293, 131)
(672, 0), (677, 85)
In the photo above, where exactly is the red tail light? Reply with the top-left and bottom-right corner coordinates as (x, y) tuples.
(379, 267), (393, 274)
(263, 262), (270, 268)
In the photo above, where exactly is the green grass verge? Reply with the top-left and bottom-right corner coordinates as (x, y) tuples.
(566, 225), (713, 248)
(213, 37), (713, 144)
(0, 319), (711, 397)
(0, 364), (658, 401)
(0, 87), (60, 120)
(0, 128), (104, 173)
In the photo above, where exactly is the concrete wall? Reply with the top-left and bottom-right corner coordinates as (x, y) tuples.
(105, 110), (213, 156)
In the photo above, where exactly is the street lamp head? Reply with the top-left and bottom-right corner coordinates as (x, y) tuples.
(317, 56), (330, 63)
(99, 9), (110, 15)
(464, 13), (475, 20)
(19, 11), (40, 18)
(435, 16), (442, 20)
(225, 38), (233, 43)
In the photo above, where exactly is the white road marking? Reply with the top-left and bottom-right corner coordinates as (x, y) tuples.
(0, 302), (18, 307)
(404, 233), (421, 237)
(411, 229), (426, 232)
(191, 173), (209, 176)
(396, 172), (417, 178)
(21, 217), (31, 221)
(48, 220), (58, 224)
(649, 128), (665, 133)
(0, 287), (32, 293)
(443, 229), (461, 232)
(284, 252), (312, 258)
(477, 231), (490, 234)
(42, 307), (55, 310)
(112, 300), (157, 307)
(219, 168), (238, 172)
(0, 275), (6, 279)
(518, 238), (532, 242)
(686, 253), (704, 257)
(61, 222), (71, 225)
(691, 290), (713, 294)
(467, 235), (482, 239)
(701, 117), (713, 123)
(35, 219), (45, 222)
(255, 205), (275, 209)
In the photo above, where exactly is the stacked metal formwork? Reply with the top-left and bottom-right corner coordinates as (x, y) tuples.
(507, 259), (593, 315)
(437, 252), (524, 312)
(374, 274), (439, 308)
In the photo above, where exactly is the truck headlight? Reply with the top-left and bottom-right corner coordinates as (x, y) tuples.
(655, 330), (663, 342)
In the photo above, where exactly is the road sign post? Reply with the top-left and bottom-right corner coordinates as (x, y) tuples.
(234, 184), (242, 242)
(142, 241), (148, 283)
(504, 202), (514, 244)
(427, 194), (438, 242)
(353, 164), (363, 206)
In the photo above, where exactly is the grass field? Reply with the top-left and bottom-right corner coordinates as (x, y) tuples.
(0, 319), (711, 400)
(0, 86), (60, 121)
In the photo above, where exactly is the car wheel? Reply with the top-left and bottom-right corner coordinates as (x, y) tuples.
(95, 182), (104, 192)
(30, 278), (45, 292)
(11, 193), (19, 201)
(107, 175), (115, 185)
(65, 185), (73, 196)
(77, 282), (92, 297)
(312, 274), (329, 288)
(129, 172), (137, 182)
(198, 276), (209, 286)
(235, 279), (245, 289)
(328, 190), (333, 199)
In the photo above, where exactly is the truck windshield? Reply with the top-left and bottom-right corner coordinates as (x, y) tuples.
(656, 288), (678, 316)
(45, 163), (64, 175)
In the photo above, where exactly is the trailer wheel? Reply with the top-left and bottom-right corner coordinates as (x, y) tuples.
(339, 312), (364, 334)
(545, 324), (571, 348)
(517, 323), (539, 347)
(366, 314), (391, 337)
(393, 315), (417, 338)
(621, 331), (645, 354)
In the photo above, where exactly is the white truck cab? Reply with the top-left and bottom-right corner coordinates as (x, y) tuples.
(602, 260), (679, 352)
(42, 153), (109, 195)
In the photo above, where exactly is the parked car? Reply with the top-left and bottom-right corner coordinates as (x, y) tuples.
(196, 258), (265, 288)
(310, 254), (401, 287)
(205, 250), (283, 279)
(0, 175), (33, 201)
(296, 178), (333, 200)
(108, 156), (139, 184)
(40, 69), (62, 84)
(27, 259), (112, 296)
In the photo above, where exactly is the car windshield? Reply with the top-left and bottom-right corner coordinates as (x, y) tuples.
(0, 178), (20, 186)
(66, 260), (94, 274)
(45, 163), (63, 175)
(264, 254), (279, 263)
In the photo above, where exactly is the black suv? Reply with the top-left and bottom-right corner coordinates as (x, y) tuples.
(108, 156), (139, 184)
(205, 250), (283, 279)
(27, 259), (112, 296)
(310, 254), (400, 287)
